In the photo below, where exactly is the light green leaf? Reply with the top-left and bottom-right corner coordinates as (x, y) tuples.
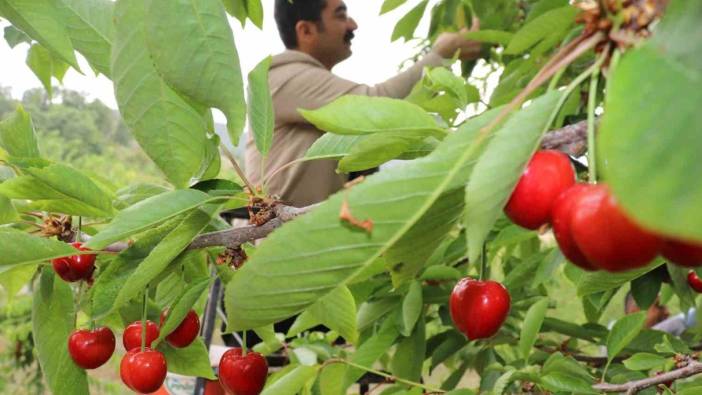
(112, 0), (209, 188)
(420, 265), (462, 280)
(606, 312), (647, 364)
(54, 0), (114, 77)
(391, 0), (428, 42)
(319, 363), (347, 395)
(284, 286), (358, 344)
(111, 207), (216, 313)
(0, 230), (78, 267)
(305, 134), (364, 160)
(113, 183), (170, 210)
(465, 90), (562, 263)
(666, 263), (696, 312)
(540, 372), (597, 394)
(158, 338), (216, 380)
(519, 297), (548, 362)
(0, 105), (40, 158)
(85, 189), (212, 250)
(221, 0), (246, 25)
(0, 0), (80, 69)
(427, 67), (468, 106)
(300, 95), (443, 137)
(598, 0), (702, 242)
(26, 44), (54, 96)
(248, 56), (274, 156)
(380, 0), (407, 15)
(400, 281), (423, 336)
(155, 272), (187, 308)
(338, 133), (414, 172)
(156, 277), (210, 345)
(391, 315), (425, 382)
(225, 106), (502, 330)
(525, 0), (569, 23)
(356, 297), (401, 333)
(0, 194), (19, 224)
(491, 369), (516, 395)
(261, 365), (319, 395)
(344, 315), (400, 387)
(464, 30), (514, 46)
(0, 262), (37, 301)
(504, 6), (578, 55)
(577, 261), (662, 297)
(145, 0), (246, 144)
(32, 269), (89, 394)
(623, 353), (668, 371)
(245, 0), (263, 29)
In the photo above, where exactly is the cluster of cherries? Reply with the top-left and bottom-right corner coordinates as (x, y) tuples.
(504, 150), (702, 273)
(51, 244), (269, 394)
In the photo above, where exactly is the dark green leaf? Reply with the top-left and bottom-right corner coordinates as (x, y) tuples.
(284, 286), (358, 344)
(577, 261), (662, 296)
(3, 25), (31, 47)
(344, 315), (400, 387)
(391, 315), (426, 382)
(607, 312), (647, 364)
(400, 281), (423, 336)
(504, 6), (578, 55)
(32, 269), (89, 394)
(631, 272), (662, 310)
(156, 277), (210, 345)
(666, 263), (696, 311)
(519, 297), (548, 362)
(157, 338), (216, 379)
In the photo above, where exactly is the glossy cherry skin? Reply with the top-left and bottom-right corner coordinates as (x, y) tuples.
(218, 348), (268, 395)
(51, 242), (97, 282)
(449, 278), (511, 340)
(688, 271), (702, 293)
(120, 348), (167, 394)
(570, 184), (662, 272)
(505, 150), (576, 230)
(123, 320), (160, 351)
(662, 238), (702, 267)
(552, 184), (597, 271)
(67, 327), (115, 369)
(160, 309), (200, 348)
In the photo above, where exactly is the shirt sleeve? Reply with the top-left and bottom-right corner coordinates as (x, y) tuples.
(274, 51), (445, 124)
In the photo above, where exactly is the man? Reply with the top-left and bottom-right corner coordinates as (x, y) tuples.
(245, 0), (482, 207)
(624, 292), (696, 336)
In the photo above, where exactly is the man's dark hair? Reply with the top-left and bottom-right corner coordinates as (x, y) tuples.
(274, 0), (327, 49)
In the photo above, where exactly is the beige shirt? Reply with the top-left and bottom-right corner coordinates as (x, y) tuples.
(245, 49), (444, 207)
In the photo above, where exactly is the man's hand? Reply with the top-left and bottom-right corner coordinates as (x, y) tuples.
(432, 18), (482, 61)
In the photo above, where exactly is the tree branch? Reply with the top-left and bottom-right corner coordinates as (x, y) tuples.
(540, 120), (588, 156)
(594, 358), (702, 394)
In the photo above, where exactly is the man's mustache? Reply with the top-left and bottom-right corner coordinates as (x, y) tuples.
(344, 31), (355, 43)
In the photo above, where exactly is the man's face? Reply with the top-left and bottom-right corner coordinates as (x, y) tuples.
(312, 0), (357, 67)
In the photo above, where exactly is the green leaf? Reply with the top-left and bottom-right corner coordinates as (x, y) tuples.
(391, 0), (428, 42)
(85, 189), (212, 250)
(356, 297), (402, 333)
(32, 269), (89, 394)
(598, 0), (702, 242)
(300, 95), (443, 137)
(221, 0), (247, 25)
(113, 183), (170, 210)
(391, 315), (426, 382)
(247, 56), (274, 156)
(158, 338), (216, 380)
(623, 353), (668, 371)
(344, 315), (400, 387)
(426, 67), (469, 106)
(606, 312), (647, 364)
(54, 0), (113, 77)
(0, 105), (40, 158)
(3, 25), (31, 47)
(577, 260), (662, 296)
(284, 286), (358, 344)
(0, 262), (37, 301)
(145, 0), (246, 144)
(542, 352), (593, 382)
(666, 263), (696, 312)
(525, 0), (569, 23)
(0, 0), (80, 69)
(0, 194), (19, 224)
(261, 365), (319, 395)
(319, 363), (347, 395)
(400, 281), (423, 336)
(112, 0), (209, 188)
(155, 272), (187, 308)
(631, 272), (662, 310)
(156, 277), (210, 345)
(245, 0), (263, 29)
(305, 134), (364, 161)
(0, 230), (78, 267)
(464, 30), (514, 46)
(420, 265), (462, 281)
(111, 207), (215, 313)
(465, 90), (562, 263)
(225, 106), (502, 330)
(540, 372), (597, 394)
(504, 6), (578, 55)
(26, 44), (55, 96)
(91, 221), (177, 319)
(519, 297), (548, 362)
(380, 0), (407, 15)
(337, 133), (414, 172)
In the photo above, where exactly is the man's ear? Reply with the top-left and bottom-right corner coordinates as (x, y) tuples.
(295, 20), (318, 46)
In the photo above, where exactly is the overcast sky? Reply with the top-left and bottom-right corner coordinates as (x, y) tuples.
(0, 1), (433, 123)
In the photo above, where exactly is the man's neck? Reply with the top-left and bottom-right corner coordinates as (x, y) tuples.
(295, 47), (335, 70)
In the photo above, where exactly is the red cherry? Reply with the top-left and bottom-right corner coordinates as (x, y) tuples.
(687, 271), (702, 293)
(552, 184), (598, 271)
(449, 278), (511, 340)
(120, 348), (167, 394)
(218, 348), (268, 395)
(67, 326), (115, 369)
(160, 309), (200, 348)
(570, 185), (662, 272)
(123, 320), (160, 351)
(51, 242), (96, 282)
(505, 150), (576, 230)
(662, 238), (702, 267)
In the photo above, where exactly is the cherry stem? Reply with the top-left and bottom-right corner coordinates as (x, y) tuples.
(323, 358), (446, 393)
(479, 243), (487, 281)
(587, 51), (606, 183)
(242, 331), (248, 356)
(77, 216), (82, 242)
(141, 286), (148, 352)
(221, 146), (256, 195)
